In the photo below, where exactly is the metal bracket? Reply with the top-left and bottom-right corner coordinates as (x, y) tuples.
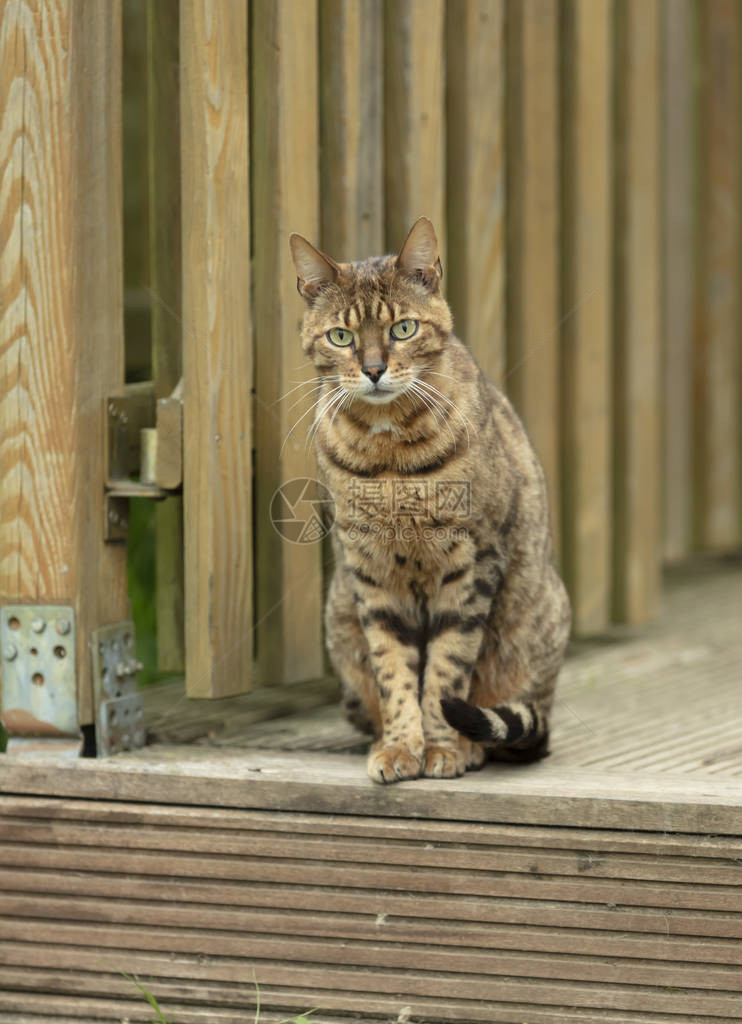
(1, 605), (78, 740)
(90, 621), (145, 756)
(103, 381), (181, 543)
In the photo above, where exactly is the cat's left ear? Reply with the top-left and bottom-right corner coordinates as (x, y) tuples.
(289, 233), (340, 301)
(397, 217), (443, 291)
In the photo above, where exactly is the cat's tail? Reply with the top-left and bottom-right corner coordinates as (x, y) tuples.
(440, 697), (550, 762)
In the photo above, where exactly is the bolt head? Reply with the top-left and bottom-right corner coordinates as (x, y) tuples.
(55, 618), (71, 635)
(30, 617), (46, 633)
(3, 643), (17, 661)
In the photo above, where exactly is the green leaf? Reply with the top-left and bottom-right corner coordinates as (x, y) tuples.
(122, 973), (172, 1024)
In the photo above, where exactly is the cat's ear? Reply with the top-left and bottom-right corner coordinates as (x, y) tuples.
(396, 217), (443, 291)
(289, 233), (340, 301)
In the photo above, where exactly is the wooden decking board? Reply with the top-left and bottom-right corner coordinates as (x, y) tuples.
(3, 956), (742, 1018)
(2, 795), (741, 859)
(0, 563), (740, 1022)
(2, 919), (741, 992)
(4, 750), (741, 833)
(0, 992), (724, 1024)
(1, 839), (740, 913)
(1, 869), (739, 940)
(2, 896), (740, 965)
(2, 817), (740, 886)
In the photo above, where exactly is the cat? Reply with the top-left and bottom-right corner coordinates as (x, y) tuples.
(289, 218), (571, 783)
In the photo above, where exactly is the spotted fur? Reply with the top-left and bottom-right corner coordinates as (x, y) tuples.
(290, 219), (571, 783)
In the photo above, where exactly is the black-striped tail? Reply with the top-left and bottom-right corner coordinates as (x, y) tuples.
(440, 697), (550, 762)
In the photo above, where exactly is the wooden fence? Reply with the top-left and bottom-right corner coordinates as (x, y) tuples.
(1, 0), (741, 727)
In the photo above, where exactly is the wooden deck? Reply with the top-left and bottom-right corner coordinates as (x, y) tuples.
(0, 558), (741, 1023)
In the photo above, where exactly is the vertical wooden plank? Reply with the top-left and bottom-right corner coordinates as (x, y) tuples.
(319, 0), (384, 259)
(560, 0), (613, 634)
(446, 0), (505, 383)
(180, 0), (252, 698)
(661, 0), (697, 562)
(505, 0), (560, 559)
(147, 0), (184, 672)
(612, 0), (661, 623)
(384, 0), (445, 254)
(252, 0), (325, 686)
(0, 0), (128, 726)
(695, 0), (741, 550)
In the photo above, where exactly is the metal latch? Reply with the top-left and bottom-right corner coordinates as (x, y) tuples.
(104, 379), (183, 541)
(90, 621), (146, 756)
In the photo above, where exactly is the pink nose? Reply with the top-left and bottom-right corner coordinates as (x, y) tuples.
(363, 363), (387, 383)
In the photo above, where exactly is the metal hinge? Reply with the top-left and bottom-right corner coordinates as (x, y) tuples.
(104, 379), (183, 541)
(90, 621), (146, 756)
(1, 605), (82, 757)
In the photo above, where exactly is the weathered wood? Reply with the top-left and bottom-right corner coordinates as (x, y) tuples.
(4, 793), (742, 857)
(2, 815), (739, 885)
(3, 840), (738, 913)
(661, 0), (697, 562)
(319, 0), (384, 259)
(383, 0), (446, 253)
(612, 0), (661, 623)
(1, 921), (739, 993)
(560, 0), (613, 633)
(446, 0), (505, 383)
(3, 864), (739, 939)
(505, 0), (560, 558)
(251, 0), (325, 686)
(180, 0), (252, 696)
(2, 748), (742, 833)
(147, 0), (185, 671)
(695, 0), (741, 550)
(1, 953), (741, 1019)
(2, 893), (738, 964)
(0, 992), (730, 1024)
(0, 0), (128, 727)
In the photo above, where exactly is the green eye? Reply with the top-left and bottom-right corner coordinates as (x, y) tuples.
(327, 327), (354, 347)
(390, 319), (419, 341)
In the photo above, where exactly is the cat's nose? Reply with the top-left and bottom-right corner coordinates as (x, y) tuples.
(363, 363), (387, 383)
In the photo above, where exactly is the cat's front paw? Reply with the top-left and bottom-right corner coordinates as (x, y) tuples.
(367, 744), (422, 784)
(423, 745), (466, 779)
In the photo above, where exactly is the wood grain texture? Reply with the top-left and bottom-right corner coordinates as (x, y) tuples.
(383, 0), (446, 254)
(695, 0), (741, 550)
(612, 0), (661, 623)
(661, 0), (697, 562)
(2, 748), (742, 833)
(180, 0), (252, 697)
(446, 0), (505, 384)
(147, 0), (185, 671)
(0, 788), (741, 1022)
(251, 0), (325, 686)
(505, 0), (560, 560)
(0, 0), (128, 726)
(320, 0), (384, 260)
(560, 0), (613, 634)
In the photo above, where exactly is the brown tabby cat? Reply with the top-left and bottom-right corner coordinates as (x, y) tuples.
(290, 218), (570, 783)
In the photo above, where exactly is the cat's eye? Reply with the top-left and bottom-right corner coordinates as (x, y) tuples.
(326, 327), (354, 347)
(390, 319), (419, 341)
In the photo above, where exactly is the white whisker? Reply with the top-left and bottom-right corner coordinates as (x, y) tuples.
(281, 385), (344, 455)
(306, 387), (348, 448)
(405, 380), (458, 450)
(414, 377), (472, 447)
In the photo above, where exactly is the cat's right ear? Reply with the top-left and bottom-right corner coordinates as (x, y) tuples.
(289, 233), (340, 301)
